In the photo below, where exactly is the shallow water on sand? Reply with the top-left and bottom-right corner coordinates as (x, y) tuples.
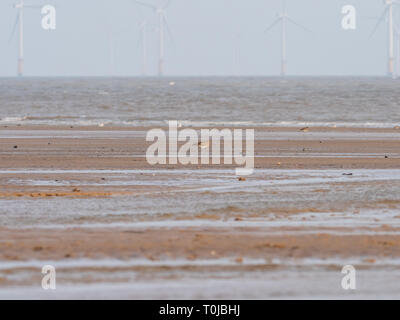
(2, 257), (400, 299)
(2, 169), (400, 230)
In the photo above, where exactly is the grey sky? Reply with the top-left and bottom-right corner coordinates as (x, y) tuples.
(0, 0), (397, 76)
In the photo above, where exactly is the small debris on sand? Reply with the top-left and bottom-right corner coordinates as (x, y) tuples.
(385, 155), (389, 159)
(13, 145), (18, 149)
(72, 188), (81, 193)
(342, 173), (353, 176)
(364, 258), (376, 264)
(187, 254), (197, 261)
(300, 127), (309, 132)
(235, 257), (243, 264)
(262, 242), (287, 249)
(238, 177), (246, 181)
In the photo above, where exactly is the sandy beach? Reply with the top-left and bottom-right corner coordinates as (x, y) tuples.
(0, 125), (399, 299)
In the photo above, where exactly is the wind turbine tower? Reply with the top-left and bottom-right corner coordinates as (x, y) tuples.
(370, 0), (400, 78)
(397, 30), (400, 77)
(397, 30), (400, 76)
(15, 0), (24, 76)
(264, 0), (311, 76)
(134, 0), (173, 76)
(139, 20), (148, 76)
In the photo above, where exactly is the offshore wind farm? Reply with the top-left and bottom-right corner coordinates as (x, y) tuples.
(2, 0), (400, 77)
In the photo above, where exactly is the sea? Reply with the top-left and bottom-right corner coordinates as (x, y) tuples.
(0, 76), (399, 128)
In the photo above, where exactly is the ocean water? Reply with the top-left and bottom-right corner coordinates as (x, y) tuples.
(0, 77), (399, 128)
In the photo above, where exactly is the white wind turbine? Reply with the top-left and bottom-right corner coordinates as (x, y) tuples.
(138, 20), (153, 76)
(9, 0), (41, 76)
(137, 20), (158, 76)
(370, 0), (400, 78)
(133, 0), (174, 76)
(105, 25), (132, 76)
(395, 23), (400, 77)
(264, 0), (311, 76)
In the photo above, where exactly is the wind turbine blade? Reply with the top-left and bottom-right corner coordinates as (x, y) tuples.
(8, 14), (19, 44)
(369, 6), (389, 39)
(286, 16), (313, 34)
(132, 0), (156, 10)
(264, 17), (281, 33)
(163, 0), (173, 10)
(163, 14), (175, 48)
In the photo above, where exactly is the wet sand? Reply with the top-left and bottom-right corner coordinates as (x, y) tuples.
(1, 125), (400, 299)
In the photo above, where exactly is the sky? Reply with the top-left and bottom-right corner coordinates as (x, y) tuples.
(0, 0), (398, 76)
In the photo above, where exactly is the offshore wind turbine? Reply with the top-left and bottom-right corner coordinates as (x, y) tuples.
(9, 0), (41, 76)
(370, 0), (400, 78)
(133, 0), (174, 76)
(264, 0), (311, 76)
(138, 20), (150, 76)
(395, 23), (400, 77)
(397, 29), (400, 77)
